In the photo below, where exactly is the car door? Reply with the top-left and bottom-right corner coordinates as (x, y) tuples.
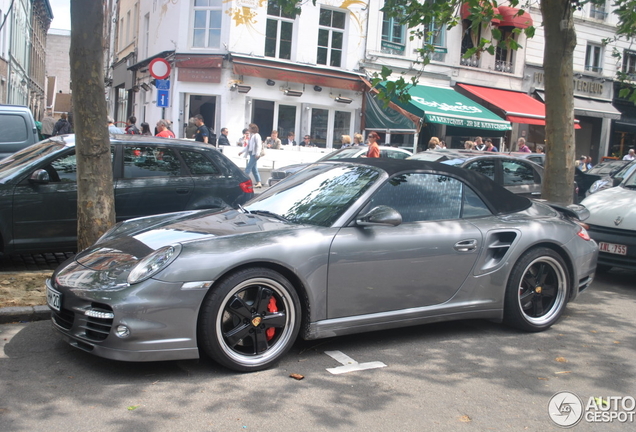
(114, 145), (194, 220)
(11, 149), (79, 252)
(500, 159), (542, 198)
(327, 172), (488, 319)
(178, 149), (243, 209)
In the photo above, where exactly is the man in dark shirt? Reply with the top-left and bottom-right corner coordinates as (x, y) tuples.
(194, 114), (210, 144)
(217, 127), (230, 146)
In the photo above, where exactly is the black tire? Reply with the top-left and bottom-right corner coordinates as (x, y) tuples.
(198, 268), (301, 372)
(503, 248), (570, 332)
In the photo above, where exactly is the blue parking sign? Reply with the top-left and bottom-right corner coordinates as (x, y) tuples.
(157, 90), (169, 107)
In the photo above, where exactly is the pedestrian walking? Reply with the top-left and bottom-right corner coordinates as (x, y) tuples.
(244, 123), (263, 188)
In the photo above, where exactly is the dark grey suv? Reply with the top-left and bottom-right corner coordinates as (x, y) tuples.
(0, 135), (253, 255)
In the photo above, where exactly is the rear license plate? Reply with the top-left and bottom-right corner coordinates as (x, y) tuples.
(46, 285), (61, 312)
(599, 242), (627, 256)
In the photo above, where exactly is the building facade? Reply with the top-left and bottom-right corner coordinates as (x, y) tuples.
(2, 0), (52, 119)
(105, 1), (634, 158)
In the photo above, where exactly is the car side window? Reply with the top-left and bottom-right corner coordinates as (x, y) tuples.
(466, 160), (495, 180)
(502, 160), (537, 186)
(45, 147), (114, 183)
(367, 173), (462, 222)
(180, 150), (220, 175)
(123, 146), (180, 178)
(385, 150), (410, 160)
(49, 152), (77, 182)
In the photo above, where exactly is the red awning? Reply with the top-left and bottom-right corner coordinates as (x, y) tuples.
(231, 55), (365, 92)
(460, 2), (500, 24)
(497, 6), (533, 29)
(457, 83), (581, 129)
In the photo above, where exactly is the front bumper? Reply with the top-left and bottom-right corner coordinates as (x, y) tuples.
(587, 224), (636, 271)
(46, 276), (208, 362)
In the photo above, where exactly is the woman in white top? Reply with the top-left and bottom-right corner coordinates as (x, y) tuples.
(244, 123), (263, 187)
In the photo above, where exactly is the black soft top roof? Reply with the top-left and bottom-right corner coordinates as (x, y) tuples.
(331, 158), (532, 215)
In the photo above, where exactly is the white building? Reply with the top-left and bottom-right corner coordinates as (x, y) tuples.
(111, 0), (367, 148)
(107, 1), (634, 158)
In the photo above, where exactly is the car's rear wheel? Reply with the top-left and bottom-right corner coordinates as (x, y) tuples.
(504, 248), (569, 332)
(198, 268), (301, 372)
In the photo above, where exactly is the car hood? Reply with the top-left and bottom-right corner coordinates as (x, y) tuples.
(70, 209), (290, 271)
(581, 186), (636, 230)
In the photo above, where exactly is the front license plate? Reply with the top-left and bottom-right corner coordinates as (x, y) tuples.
(599, 242), (627, 256)
(46, 285), (61, 312)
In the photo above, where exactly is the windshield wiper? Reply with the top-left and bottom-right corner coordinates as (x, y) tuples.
(249, 210), (289, 222)
(237, 204), (250, 214)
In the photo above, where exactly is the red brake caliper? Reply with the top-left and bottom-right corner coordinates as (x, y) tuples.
(266, 297), (277, 340)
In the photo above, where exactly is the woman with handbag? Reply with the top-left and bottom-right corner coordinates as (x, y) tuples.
(244, 123), (263, 188)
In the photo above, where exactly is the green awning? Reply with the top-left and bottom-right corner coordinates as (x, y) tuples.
(395, 84), (512, 132)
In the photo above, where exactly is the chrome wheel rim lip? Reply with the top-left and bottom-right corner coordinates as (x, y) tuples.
(517, 256), (567, 326)
(216, 277), (296, 367)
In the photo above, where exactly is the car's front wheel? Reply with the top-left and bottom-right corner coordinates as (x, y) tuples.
(198, 268), (301, 372)
(503, 248), (570, 332)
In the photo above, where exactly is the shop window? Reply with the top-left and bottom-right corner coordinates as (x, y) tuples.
(192, 0), (222, 49)
(495, 28), (516, 73)
(623, 50), (636, 79)
(381, 14), (405, 56)
(317, 8), (345, 67)
(332, 111), (352, 148)
(423, 18), (446, 62)
(585, 43), (603, 73)
(265, 1), (295, 60)
(310, 108), (329, 148)
(460, 20), (480, 68)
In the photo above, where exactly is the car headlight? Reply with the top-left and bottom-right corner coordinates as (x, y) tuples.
(127, 244), (182, 285)
(587, 179), (609, 196)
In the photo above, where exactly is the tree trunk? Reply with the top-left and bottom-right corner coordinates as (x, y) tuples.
(540, 0), (577, 204)
(70, 1), (115, 251)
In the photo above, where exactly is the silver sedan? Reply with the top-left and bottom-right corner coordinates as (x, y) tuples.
(47, 158), (598, 371)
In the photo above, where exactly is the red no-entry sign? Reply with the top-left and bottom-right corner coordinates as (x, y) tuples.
(149, 58), (171, 80)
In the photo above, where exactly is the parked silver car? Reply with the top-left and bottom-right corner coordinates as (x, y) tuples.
(267, 145), (412, 186)
(48, 158), (597, 371)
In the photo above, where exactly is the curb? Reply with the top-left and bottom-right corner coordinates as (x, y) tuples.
(0, 305), (50, 324)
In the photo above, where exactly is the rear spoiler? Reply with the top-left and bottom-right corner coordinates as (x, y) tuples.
(543, 202), (590, 221)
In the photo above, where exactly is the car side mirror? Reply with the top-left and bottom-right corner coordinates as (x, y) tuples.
(29, 169), (50, 184)
(356, 205), (402, 227)
(613, 177), (622, 187)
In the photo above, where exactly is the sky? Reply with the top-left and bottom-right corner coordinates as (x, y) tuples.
(48, 0), (71, 31)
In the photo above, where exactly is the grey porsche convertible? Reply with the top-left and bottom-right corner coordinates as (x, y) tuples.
(47, 159), (598, 371)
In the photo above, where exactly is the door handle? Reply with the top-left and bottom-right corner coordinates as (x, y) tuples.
(454, 239), (478, 252)
(176, 188), (189, 194)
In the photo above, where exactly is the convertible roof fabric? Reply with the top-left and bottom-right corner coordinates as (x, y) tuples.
(332, 158), (533, 215)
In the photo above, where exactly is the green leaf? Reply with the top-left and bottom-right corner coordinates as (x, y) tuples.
(127, 405), (140, 411)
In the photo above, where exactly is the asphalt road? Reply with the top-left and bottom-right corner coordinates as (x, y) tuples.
(1, 269), (635, 431)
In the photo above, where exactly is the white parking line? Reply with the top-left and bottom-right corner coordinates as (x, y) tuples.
(325, 350), (387, 374)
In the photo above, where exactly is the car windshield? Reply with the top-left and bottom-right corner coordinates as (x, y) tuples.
(440, 158), (466, 166)
(245, 163), (381, 227)
(409, 152), (450, 162)
(318, 147), (364, 161)
(614, 160), (636, 178)
(623, 168), (636, 188)
(0, 139), (68, 182)
(587, 160), (628, 176)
